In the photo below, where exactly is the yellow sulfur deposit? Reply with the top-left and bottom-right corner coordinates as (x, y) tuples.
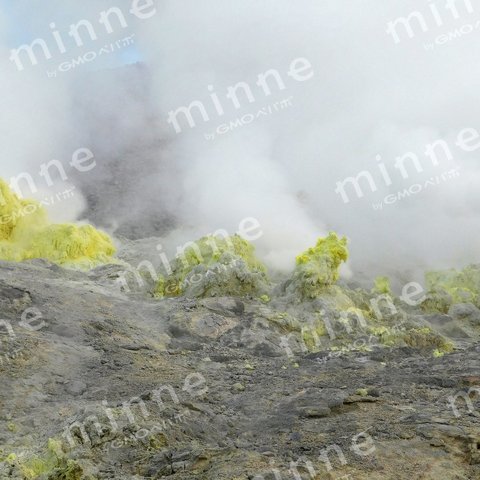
(5, 438), (83, 480)
(289, 232), (349, 299)
(373, 276), (392, 295)
(423, 265), (480, 312)
(155, 234), (269, 298)
(0, 178), (48, 240)
(0, 179), (115, 268)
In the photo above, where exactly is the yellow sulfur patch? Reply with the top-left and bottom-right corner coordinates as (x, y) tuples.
(155, 234), (269, 298)
(290, 232), (349, 299)
(0, 178), (115, 268)
(373, 276), (392, 295)
(424, 266), (480, 311)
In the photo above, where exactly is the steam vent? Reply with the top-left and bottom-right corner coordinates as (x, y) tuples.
(1, 2), (480, 479)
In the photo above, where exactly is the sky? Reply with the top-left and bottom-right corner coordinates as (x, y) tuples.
(0, 0), (141, 69)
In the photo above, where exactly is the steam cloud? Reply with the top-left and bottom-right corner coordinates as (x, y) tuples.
(2, 0), (480, 280)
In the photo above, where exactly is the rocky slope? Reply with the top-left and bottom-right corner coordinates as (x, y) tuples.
(0, 257), (479, 479)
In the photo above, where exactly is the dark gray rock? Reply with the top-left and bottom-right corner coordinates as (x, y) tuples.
(449, 303), (480, 326)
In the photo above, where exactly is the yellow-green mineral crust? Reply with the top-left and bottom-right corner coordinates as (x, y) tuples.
(423, 265), (480, 312)
(155, 234), (269, 298)
(288, 232), (349, 300)
(0, 179), (115, 268)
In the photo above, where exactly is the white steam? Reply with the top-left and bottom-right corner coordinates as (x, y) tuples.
(2, 0), (480, 279)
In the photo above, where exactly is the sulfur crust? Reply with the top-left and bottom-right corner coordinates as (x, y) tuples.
(0, 178), (115, 268)
(290, 232), (349, 299)
(154, 234), (269, 298)
(423, 265), (480, 312)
